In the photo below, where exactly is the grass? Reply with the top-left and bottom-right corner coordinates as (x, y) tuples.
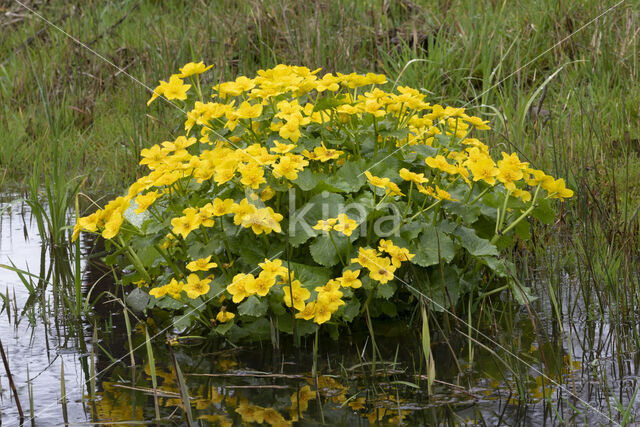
(1, 0), (639, 423)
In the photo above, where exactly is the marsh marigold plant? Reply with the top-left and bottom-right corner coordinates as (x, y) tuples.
(74, 62), (572, 340)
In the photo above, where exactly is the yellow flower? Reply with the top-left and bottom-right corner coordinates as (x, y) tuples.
(283, 280), (310, 311)
(544, 178), (574, 200)
(177, 61), (213, 78)
(295, 301), (316, 320)
(216, 308), (235, 323)
(72, 211), (102, 241)
(279, 117), (302, 142)
(350, 247), (380, 271)
(171, 212), (201, 239)
(313, 299), (333, 324)
(240, 207), (283, 235)
(306, 142), (343, 162)
(238, 163), (266, 189)
(399, 168), (428, 184)
(512, 188), (532, 203)
(231, 199), (258, 225)
(235, 100), (263, 119)
(270, 140), (296, 154)
(367, 257), (396, 284)
(272, 154), (308, 180)
(467, 156), (499, 185)
(316, 288), (345, 312)
(186, 256), (218, 272)
(260, 186), (276, 201)
(526, 168), (555, 187)
(337, 269), (362, 289)
(364, 171), (390, 189)
(102, 212), (124, 239)
(158, 75), (191, 102)
(139, 145), (169, 169)
(333, 214), (358, 237)
(227, 273), (254, 303)
(387, 247), (415, 268)
(246, 273), (275, 296)
(149, 285), (168, 299)
(384, 181), (404, 196)
(434, 186), (456, 201)
(150, 278), (183, 299)
(425, 155), (457, 175)
(183, 274), (211, 299)
(313, 218), (337, 232)
(209, 198), (235, 216)
(464, 115), (491, 130)
(134, 191), (160, 214)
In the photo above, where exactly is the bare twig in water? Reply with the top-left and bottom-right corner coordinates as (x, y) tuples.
(0, 338), (25, 422)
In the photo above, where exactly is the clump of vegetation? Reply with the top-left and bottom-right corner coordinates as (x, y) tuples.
(73, 62), (572, 341)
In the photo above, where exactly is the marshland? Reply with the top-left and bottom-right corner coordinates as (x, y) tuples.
(0, 1), (639, 425)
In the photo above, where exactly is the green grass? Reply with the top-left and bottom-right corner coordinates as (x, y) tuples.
(1, 0), (637, 194)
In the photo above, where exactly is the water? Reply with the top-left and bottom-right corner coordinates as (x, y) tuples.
(0, 196), (638, 425)
(0, 200), (88, 425)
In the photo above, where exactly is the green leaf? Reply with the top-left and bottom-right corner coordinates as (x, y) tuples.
(173, 311), (198, 331)
(510, 282), (538, 305)
(309, 234), (348, 267)
(288, 262), (332, 288)
(125, 288), (150, 313)
(410, 224), (455, 267)
(325, 160), (367, 193)
(228, 234), (268, 266)
(426, 265), (461, 312)
(215, 321), (234, 336)
(400, 222), (423, 241)
(155, 296), (183, 310)
(481, 256), (510, 278)
(452, 226), (499, 257)
(446, 196), (481, 223)
(293, 169), (328, 191)
(238, 296), (268, 317)
(375, 282), (397, 299)
(187, 239), (223, 261)
(340, 299), (361, 322)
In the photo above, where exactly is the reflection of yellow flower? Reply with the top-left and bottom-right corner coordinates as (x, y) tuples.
(198, 414), (232, 426)
(236, 400), (265, 423)
(348, 396), (366, 411)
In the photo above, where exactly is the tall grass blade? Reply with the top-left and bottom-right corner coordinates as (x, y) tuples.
(144, 326), (161, 420)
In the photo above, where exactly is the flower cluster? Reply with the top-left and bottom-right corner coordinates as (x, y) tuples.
(73, 62), (572, 340)
(312, 214), (358, 237)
